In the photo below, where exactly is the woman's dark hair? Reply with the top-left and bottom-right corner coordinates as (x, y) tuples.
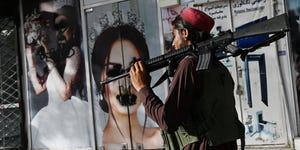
(171, 15), (212, 44)
(91, 24), (150, 91)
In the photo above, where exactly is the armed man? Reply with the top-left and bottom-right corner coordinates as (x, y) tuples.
(130, 8), (245, 150)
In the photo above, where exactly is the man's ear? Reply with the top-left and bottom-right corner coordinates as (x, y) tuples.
(181, 28), (189, 38)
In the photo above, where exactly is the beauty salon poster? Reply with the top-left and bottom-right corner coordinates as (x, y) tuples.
(84, 0), (165, 149)
(23, 0), (92, 149)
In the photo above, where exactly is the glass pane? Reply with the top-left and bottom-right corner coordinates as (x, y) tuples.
(22, 0), (93, 149)
(84, 0), (166, 149)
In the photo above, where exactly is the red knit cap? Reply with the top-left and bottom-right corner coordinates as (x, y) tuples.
(180, 8), (214, 33)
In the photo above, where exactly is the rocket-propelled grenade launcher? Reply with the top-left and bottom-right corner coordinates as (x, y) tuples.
(100, 13), (290, 85)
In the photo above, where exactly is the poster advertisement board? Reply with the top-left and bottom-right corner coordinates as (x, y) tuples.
(23, 0), (93, 149)
(84, 0), (165, 149)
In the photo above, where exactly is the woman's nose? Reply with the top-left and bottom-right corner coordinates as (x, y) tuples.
(118, 77), (131, 88)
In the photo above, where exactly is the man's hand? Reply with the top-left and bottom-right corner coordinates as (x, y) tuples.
(130, 61), (151, 92)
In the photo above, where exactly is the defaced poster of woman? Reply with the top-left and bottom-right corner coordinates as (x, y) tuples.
(91, 24), (164, 149)
(23, 0), (92, 149)
(86, 0), (165, 149)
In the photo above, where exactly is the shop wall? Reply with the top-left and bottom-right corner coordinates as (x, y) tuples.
(20, 0), (296, 149)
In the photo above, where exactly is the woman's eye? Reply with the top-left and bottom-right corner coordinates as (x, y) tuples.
(106, 68), (124, 77)
(106, 63), (124, 77)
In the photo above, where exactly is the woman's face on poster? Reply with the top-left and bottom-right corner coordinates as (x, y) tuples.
(103, 39), (142, 114)
(55, 15), (72, 42)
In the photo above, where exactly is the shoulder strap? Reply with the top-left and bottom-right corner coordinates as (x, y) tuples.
(241, 135), (245, 150)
